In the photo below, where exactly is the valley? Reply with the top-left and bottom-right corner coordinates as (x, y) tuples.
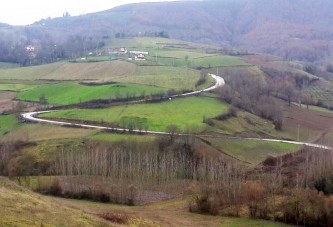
(0, 8), (333, 226)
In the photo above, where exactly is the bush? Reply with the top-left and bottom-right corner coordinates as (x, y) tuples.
(242, 181), (266, 218)
(314, 176), (333, 195)
(49, 177), (62, 196)
(203, 116), (215, 126)
(215, 106), (237, 121)
(126, 184), (137, 206)
(189, 194), (219, 216)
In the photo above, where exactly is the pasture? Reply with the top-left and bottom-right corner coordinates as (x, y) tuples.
(0, 83), (35, 92)
(0, 60), (137, 81)
(153, 49), (214, 59)
(116, 66), (202, 90)
(149, 54), (249, 68)
(40, 96), (228, 132)
(207, 138), (301, 164)
(17, 82), (168, 105)
(0, 114), (20, 135)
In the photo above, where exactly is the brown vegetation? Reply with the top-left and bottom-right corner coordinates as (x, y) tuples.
(217, 68), (283, 129)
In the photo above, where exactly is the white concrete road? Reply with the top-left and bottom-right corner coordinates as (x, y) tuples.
(21, 73), (332, 151)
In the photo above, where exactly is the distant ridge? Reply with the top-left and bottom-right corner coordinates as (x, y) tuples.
(1, 0), (333, 62)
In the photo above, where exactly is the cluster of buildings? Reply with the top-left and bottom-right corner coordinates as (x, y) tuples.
(109, 48), (149, 61)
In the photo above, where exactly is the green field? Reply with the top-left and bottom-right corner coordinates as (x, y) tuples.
(17, 82), (168, 105)
(116, 66), (202, 90)
(0, 61), (204, 91)
(90, 132), (156, 142)
(41, 96), (228, 132)
(210, 111), (277, 137)
(207, 138), (300, 164)
(153, 49), (214, 59)
(192, 55), (249, 68)
(0, 60), (137, 81)
(0, 115), (20, 135)
(106, 37), (248, 69)
(0, 83), (35, 92)
(150, 55), (249, 68)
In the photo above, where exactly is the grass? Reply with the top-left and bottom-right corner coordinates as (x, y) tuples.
(0, 177), (106, 226)
(0, 60), (137, 81)
(0, 62), (19, 68)
(49, 195), (291, 227)
(0, 124), (96, 142)
(90, 132), (156, 142)
(0, 114), (20, 135)
(41, 96), (228, 132)
(207, 138), (301, 164)
(150, 55), (249, 68)
(117, 66), (202, 90)
(0, 123), (155, 143)
(0, 83), (35, 92)
(210, 111), (277, 137)
(192, 55), (249, 68)
(220, 217), (292, 226)
(296, 103), (333, 113)
(153, 49), (214, 59)
(307, 85), (333, 105)
(106, 37), (248, 69)
(1, 175), (291, 227)
(17, 82), (168, 105)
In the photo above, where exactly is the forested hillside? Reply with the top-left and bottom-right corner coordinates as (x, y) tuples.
(1, 0), (333, 65)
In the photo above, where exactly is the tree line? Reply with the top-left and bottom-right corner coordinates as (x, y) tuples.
(0, 30), (105, 66)
(1, 134), (333, 226)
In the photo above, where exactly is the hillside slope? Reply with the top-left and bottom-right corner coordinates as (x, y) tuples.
(0, 177), (106, 226)
(18, 0), (333, 62)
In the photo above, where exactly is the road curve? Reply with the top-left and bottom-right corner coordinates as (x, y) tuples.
(21, 73), (332, 151)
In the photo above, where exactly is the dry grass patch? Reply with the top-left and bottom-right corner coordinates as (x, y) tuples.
(0, 177), (106, 226)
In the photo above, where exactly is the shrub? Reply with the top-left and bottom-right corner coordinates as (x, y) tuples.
(242, 181), (266, 218)
(189, 194), (219, 215)
(49, 177), (62, 196)
(314, 176), (333, 195)
(215, 106), (237, 121)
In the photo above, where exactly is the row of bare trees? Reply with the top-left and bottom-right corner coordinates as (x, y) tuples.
(2, 133), (333, 225)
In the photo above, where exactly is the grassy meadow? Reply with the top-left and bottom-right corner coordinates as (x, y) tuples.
(210, 111), (277, 136)
(0, 114), (20, 135)
(0, 83), (36, 92)
(0, 60), (137, 81)
(207, 138), (301, 164)
(41, 96), (228, 132)
(17, 82), (168, 105)
(117, 66), (202, 90)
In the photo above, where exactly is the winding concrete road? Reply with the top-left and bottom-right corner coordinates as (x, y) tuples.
(21, 74), (332, 151)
